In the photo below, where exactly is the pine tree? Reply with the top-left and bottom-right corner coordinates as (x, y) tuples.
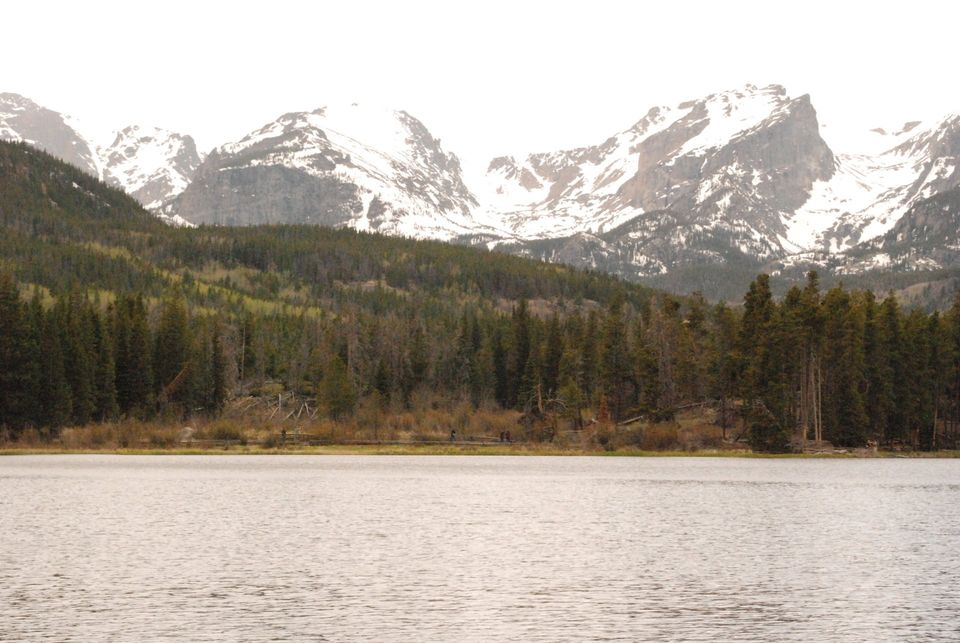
(509, 299), (531, 409)
(114, 295), (153, 415)
(740, 275), (790, 450)
(0, 273), (32, 433)
(634, 321), (659, 415)
(38, 309), (72, 430)
(878, 296), (908, 444)
(581, 310), (600, 402)
(209, 319), (228, 416)
(599, 294), (632, 420)
(153, 297), (190, 403)
(542, 313), (563, 396)
(740, 274), (777, 406)
(821, 287), (868, 446)
(492, 325), (509, 408)
(861, 291), (891, 444)
(319, 353), (357, 420)
(708, 302), (739, 435)
(60, 294), (97, 425)
(92, 310), (118, 421)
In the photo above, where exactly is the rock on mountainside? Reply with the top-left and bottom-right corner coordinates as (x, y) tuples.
(0, 93), (200, 212)
(833, 186), (960, 274)
(100, 125), (203, 210)
(4, 87), (960, 295)
(0, 92), (101, 176)
(163, 105), (493, 240)
(478, 84), (960, 284)
(792, 116), (960, 253)
(480, 85), (838, 271)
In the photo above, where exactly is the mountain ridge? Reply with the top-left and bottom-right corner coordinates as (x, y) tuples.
(2, 87), (959, 298)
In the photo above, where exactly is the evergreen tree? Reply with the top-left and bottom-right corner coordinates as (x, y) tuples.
(319, 353), (357, 420)
(862, 291), (891, 444)
(38, 310), (72, 430)
(91, 310), (119, 421)
(492, 325), (509, 408)
(708, 302), (739, 433)
(599, 294), (632, 420)
(209, 319), (228, 415)
(0, 274), (32, 433)
(114, 295), (153, 415)
(878, 296), (908, 443)
(509, 299), (531, 409)
(60, 294), (97, 425)
(581, 310), (600, 402)
(541, 313), (563, 396)
(821, 287), (868, 446)
(153, 297), (190, 401)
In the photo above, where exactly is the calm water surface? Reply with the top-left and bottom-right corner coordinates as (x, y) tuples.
(1, 455), (958, 641)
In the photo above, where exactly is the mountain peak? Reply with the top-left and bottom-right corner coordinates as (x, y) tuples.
(100, 125), (202, 209)
(167, 104), (485, 239)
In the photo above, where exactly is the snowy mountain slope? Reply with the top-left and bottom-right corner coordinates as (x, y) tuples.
(0, 93), (202, 213)
(100, 125), (203, 209)
(480, 84), (960, 279)
(165, 104), (497, 239)
(786, 116), (960, 253)
(481, 84), (835, 269)
(4, 87), (960, 290)
(0, 93), (101, 176)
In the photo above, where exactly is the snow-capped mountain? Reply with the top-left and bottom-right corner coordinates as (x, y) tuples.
(0, 92), (101, 176)
(480, 85), (835, 271)
(100, 125), (203, 210)
(791, 116), (960, 253)
(3, 87), (960, 294)
(163, 105), (492, 239)
(0, 93), (200, 213)
(480, 84), (960, 279)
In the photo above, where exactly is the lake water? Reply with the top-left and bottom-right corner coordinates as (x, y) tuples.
(1, 456), (958, 641)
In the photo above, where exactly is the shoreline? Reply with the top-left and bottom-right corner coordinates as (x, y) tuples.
(3, 444), (959, 458)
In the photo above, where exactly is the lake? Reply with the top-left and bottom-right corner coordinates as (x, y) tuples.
(1, 455), (958, 641)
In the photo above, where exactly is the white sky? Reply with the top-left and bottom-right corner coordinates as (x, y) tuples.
(3, 0), (958, 178)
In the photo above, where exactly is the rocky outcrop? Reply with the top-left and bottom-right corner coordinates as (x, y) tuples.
(165, 105), (485, 239)
(0, 93), (100, 176)
(101, 126), (202, 209)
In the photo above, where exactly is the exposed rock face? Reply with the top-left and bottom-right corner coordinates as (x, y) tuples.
(5, 87), (960, 292)
(0, 93), (100, 176)
(484, 85), (836, 271)
(797, 115), (960, 254)
(866, 186), (960, 271)
(101, 126), (203, 209)
(173, 162), (363, 227)
(0, 93), (201, 210)
(166, 105), (486, 239)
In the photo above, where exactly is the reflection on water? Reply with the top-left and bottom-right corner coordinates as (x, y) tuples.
(1, 455), (958, 641)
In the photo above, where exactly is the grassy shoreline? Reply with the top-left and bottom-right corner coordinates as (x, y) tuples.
(3, 444), (959, 458)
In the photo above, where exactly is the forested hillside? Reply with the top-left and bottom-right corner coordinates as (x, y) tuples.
(1, 140), (959, 452)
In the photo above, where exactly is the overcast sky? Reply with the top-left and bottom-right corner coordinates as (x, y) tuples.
(3, 0), (957, 177)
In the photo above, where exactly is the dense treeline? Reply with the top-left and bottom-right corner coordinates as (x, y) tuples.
(0, 274), (226, 433)
(2, 140), (960, 451)
(3, 268), (960, 451)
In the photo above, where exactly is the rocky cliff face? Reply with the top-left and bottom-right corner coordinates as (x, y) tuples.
(0, 93), (201, 211)
(100, 126), (202, 209)
(5, 87), (960, 294)
(0, 93), (101, 176)
(164, 105), (487, 240)
(483, 85), (837, 271)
